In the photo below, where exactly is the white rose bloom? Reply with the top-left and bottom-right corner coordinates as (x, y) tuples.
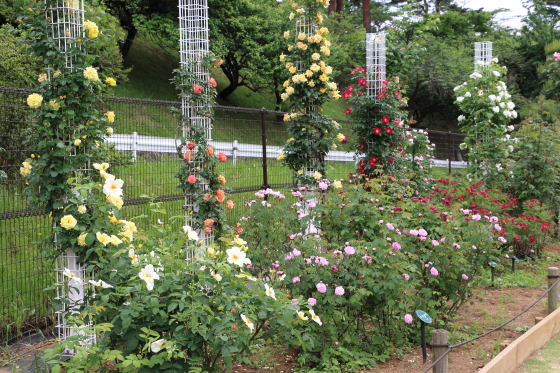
(507, 102), (515, 110)
(495, 95), (502, 102)
(151, 339), (167, 353)
(103, 176), (124, 197)
(499, 102), (505, 108)
(492, 106), (500, 113)
(453, 85), (461, 92)
(458, 115), (465, 122)
(492, 70), (500, 77)
(492, 57), (499, 63)
(226, 246), (251, 267)
(478, 90), (484, 96)
(488, 95), (497, 102)
(507, 145), (514, 152)
(512, 111), (518, 118)
(457, 97), (464, 102)
(464, 92), (471, 97)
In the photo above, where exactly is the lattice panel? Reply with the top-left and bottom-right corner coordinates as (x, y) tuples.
(474, 41), (493, 71)
(46, 0), (84, 72)
(366, 32), (386, 98)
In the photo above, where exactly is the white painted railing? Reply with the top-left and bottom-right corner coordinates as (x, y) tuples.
(106, 133), (467, 168)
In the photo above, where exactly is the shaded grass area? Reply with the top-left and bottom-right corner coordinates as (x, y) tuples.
(520, 333), (560, 373)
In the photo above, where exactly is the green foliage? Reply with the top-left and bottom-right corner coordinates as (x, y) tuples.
(538, 40), (560, 98)
(0, 24), (41, 88)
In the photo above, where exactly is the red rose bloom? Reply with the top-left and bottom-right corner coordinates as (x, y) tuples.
(382, 116), (390, 124)
(373, 127), (382, 135)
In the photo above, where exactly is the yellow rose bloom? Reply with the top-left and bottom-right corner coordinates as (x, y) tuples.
(60, 215), (77, 230)
(20, 161), (32, 177)
(289, 66), (297, 74)
(27, 93), (43, 109)
(322, 65), (333, 75)
(297, 170), (303, 175)
(121, 220), (138, 233)
(93, 162), (110, 171)
(109, 235), (123, 246)
(83, 66), (99, 81)
(332, 144), (337, 149)
(297, 32), (306, 41)
(327, 82), (337, 90)
(320, 46), (330, 56)
(38, 73), (47, 82)
(289, 12), (294, 20)
(96, 232), (111, 246)
(105, 77), (116, 86)
(283, 113), (290, 121)
(310, 63), (320, 72)
(313, 171), (322, 180)
(305, 70), (313, 78)
(283, 80), (291, 88)
(106, 127), (114, 135)
(323, 39), (331, 47)
(286, 137), (294, 143)
(291, 2), (298, 8)
(77, 232), (87, 246)
(104, 111), (115, 123)
(296, 42), (308, 51)
(77, 205), (87, 214)
(285, 86), (295, 95)
(308, 80), (316, 87)
(316, 13), (323, 24)
(296, 8), (304, 13)
(106, 195), (123, 209)
(291, 112), (298, 118)
(281, 93), (289, 101)
(312, 53), (321, 61)
(283, 31), (290, 39)
(279, 53), (286, 62)
(319, 74), (328, 82)
(277, 151), (286, 160)
(319, 61), (326, 67)
(333, 180), (343, 189)
(49, 100), (60, 111)
(320, 87), (327, 93)
(318, 27), (329, 36)
(53, 70), (62, 78)
(287, 45), (293, 51)
(119, 229), (133, 242)
(74, 139), (81, 146)
(218, 175), (226, 185)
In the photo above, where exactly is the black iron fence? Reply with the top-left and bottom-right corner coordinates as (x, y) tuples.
(0, 85), (467, 345)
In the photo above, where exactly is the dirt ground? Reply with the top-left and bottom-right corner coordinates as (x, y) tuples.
(3, 246), (560, 373)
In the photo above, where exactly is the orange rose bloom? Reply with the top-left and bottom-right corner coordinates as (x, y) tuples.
(218, 175), (226, 185)
(184, 151), (194, 161)
(207, 146), (214, 156)
(216, 189), (225, 203)
(203, 193), (212, 201)
(203, 218), (215, 227)
(203, 227), (212, 234)
(227, 200), (234, 210)
(217, 152), (227, 162)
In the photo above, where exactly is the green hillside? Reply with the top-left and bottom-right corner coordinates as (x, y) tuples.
(111, 35), (346, 118)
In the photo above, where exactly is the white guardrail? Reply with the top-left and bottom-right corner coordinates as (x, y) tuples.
(107, 133), (468, 169)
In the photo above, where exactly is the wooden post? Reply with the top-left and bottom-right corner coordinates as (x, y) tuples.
(548, 267), (559, 314)
(432, 329), (448, 373)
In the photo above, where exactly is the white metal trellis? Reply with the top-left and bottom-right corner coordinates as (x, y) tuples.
(179, 0), (213, 256)
(48, 0), (95, 351)
(366, 32), (386, 98)
(474, 41), (492, 71)
(295, 16), (319, 116)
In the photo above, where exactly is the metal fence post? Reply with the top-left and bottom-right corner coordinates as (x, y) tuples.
(132, 131), (138, 162)
(260, 108), (269, 192)
(447, 131), (452, 175)
(548, 267), (559, 314)
(232, 140), (238, 166)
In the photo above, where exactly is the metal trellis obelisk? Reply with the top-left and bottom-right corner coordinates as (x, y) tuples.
(366, 32), (386, 98)
(178, 0), (213, 257)
(474, 41), (492, 71)
(50, 0), (95, 351)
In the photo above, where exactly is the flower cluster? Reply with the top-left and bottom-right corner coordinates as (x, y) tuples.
(277, 0), (339, 184)
(343, 71), (408, 179)
(172, 55), (232, 236)
(454, 59), (518, 181)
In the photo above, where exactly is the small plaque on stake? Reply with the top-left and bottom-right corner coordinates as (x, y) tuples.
(416, 309), (432, 324)
(512, 256), (519, 261)
(488, 261), (498, 268)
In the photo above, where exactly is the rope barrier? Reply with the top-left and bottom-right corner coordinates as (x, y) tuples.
(420, 276), (560, 373)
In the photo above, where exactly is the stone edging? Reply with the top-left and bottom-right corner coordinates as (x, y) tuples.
(478, 306), (560, 373)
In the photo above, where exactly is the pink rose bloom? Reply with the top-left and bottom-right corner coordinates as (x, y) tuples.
(292, 299), (299, 305)
(409, 229), (419, 236)
(292, 249), (301, 256)
(472, 214), (481, 221)
(318, 182), (328, 190)
(386, 223), (394, 230)
(418, 229), (428, 236)
(334, 286), (345, 296)
(494, 224), (502, 231)
(187, 175), (196, 184)
(462, 274), (469, 280)
(402, 273), (410, 281)
(292, 276), (301, 283)
(498, 237), (507, 243)
(404, 314), (413, 324)
(192, 84), (203, 94)
(316, 282), (327, 293)
(344, 246), (355, 255)
(308, 297), (317, 306)
(453, 243), (461, 249)
(392, 242), (401, 250)
(430, 267), (439, 276)
(431, 240), (439, 246)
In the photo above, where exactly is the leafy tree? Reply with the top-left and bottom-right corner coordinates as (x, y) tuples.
(209, 0), (290, 102)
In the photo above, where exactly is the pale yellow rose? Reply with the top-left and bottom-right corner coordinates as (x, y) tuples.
(106, 127), (114, 135)
(96, 232), (111, 246)
(20, 161), (32, 177)
(49, 100), (60, 111)
(285, 86), (295, 95)
(38, 74), (47, 82)
(313, 171), (322, 180)
(93, 162), (110, 171)
(104, 111), (115, 123)
(312, 53), (321, 61)
(106, 195), (123, 209)
(27, 93), (43, 109)
(308, 80), (316, 87)
(83, 66), (99, 81)
(279, 53), (286, 62)
(77, 232), (87, 246)
(333, 180), (343, 189)
(74, 139), (81, 146)
(105, 77), (116, 86)
(60, 215), (77, 230)
(277, 151), (286, 160)
(297, 32), (306, 41)
(77, 205), (87, 214)
(283, 31), (290, 39)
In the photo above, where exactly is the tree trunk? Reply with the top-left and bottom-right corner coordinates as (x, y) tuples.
(328, 0), (336, 14)
(363, 0), (371, 33)
(218, 83), (236, 100)
(336, 0), (343, 13)
(120, 24), (137, 61)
